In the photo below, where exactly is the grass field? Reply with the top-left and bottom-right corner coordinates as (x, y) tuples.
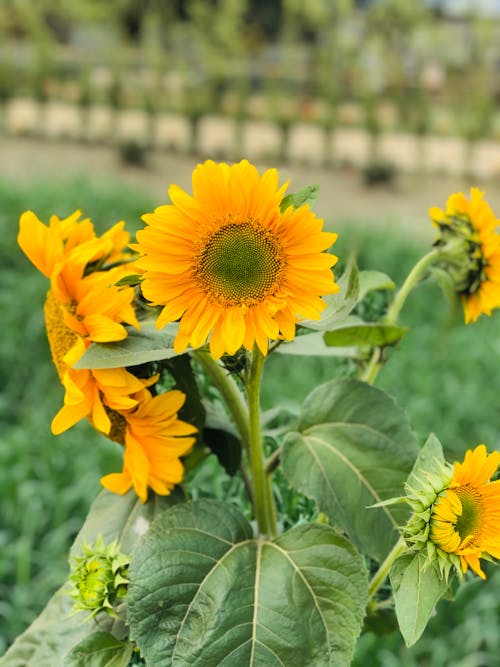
(1, 176), (500, 664)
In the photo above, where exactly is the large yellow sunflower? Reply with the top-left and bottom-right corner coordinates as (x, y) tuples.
(100, 388), (197, 502)
(430, 445), (500, 579)
(134, 159), (339, 358)
(430, 188), (500, 323)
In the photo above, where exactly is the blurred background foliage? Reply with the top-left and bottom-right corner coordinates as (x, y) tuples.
(2, 0), (500, 665)
(1, 0), (500, 171)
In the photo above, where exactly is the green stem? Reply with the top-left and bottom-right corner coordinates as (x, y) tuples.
(384, 248), (441, 326)
(361, 248), (441, 385)
(367, 536), (407, 601)
(246, 347), (278, 537)
(192, 349), (250, 449)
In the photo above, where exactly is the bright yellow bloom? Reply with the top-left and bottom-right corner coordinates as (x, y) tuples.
(134, 159), (339, 358)
(101, 389), (197, 503)
(430, 445), (500, 579)
(18, 210), (129, 281)
(19, 209), (148, 435)
(430, 188), (500, 323)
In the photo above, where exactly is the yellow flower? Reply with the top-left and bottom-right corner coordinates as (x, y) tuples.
(134, 159), (339, 358)
(100, 389), (197, 502)
(44, 295), (152, 435)
(430, 445), (500, 579)
(18, 209), (130, 280)
(430, 188), (500, 323)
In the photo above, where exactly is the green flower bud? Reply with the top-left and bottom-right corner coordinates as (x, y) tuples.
(69, 535), (130, 620)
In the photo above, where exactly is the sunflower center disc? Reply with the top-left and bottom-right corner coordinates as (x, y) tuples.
(454, 485), (483, 541)
(197, 222), (285, 305)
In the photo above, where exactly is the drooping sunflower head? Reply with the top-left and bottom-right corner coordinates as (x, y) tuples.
(134, 159), (339, 358)
(430, 188), (500, 323)
(404, 444), (500, 579)
(101, 388), (197, 503)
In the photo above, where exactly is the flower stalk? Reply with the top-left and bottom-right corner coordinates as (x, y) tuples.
(192, 348), (251, 449)
(367, 536), (408, 601)
(246, 346), (278, 537)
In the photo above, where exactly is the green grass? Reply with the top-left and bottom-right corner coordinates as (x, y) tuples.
(1, 176), (500, 662)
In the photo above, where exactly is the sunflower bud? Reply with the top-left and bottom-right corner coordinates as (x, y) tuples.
(69, 535), (130, 619)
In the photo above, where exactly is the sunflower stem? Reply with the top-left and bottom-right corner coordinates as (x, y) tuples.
(367, 536), (407, 601)
(246, 347), (278, 537)
(192, 349), (251, 449)
(361, 248), (441, 384)
(384, 248), (441, 326)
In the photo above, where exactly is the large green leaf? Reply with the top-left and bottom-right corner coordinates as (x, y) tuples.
(281, 378), (419, 561)
(74, 322), (179, 369)
(64, 632), (132, 667)
(71, 488), (183, 557)
(390, 553), (448, 647)
(0, 490), (182, 666)
(128, 500), (368, 667)
(0, 587), (93, 667)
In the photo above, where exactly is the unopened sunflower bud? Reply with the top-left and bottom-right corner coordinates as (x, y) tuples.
(69, 535), (130, 619)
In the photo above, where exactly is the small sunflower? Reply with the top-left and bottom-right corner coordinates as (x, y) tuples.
(430, 188), (500, 323)
(429, 445), (500, 579)
(100, 389), (197, 502)
(134, 159), (339, 358)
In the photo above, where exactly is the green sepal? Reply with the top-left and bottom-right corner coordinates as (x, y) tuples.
(390, 552), (449, 647)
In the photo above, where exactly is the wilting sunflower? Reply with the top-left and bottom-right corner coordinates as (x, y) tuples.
(429, 445), (500, 579)
(100, 389), (197, 502)
(430, 188), (500, 323)
(134, 159), (339, 358)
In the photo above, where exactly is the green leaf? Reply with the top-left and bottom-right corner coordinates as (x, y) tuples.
(280, 184), (319, 212)
(74, 322), (179, 369)
(0, 490), (181, 667)
(281, 378), (419, 561)
(128, 500), (368, 667)
(358, 270), (395, 300)
(0, 587), (93, 667)
(300, 262), (360, 331)
(275, 331), (359, 357)
(390, 553), (448, 647)
(64, 632), (132, 667)
(323, 323), (408, 347)
(70, 488), (183, 558)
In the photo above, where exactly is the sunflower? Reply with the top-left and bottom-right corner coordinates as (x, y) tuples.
(19, 209), (151, 435)
(430, 188), (500, 323)
(134, 159), (339, 358)
(100, 389), (197, 502)
(18, 209), (130, 281)
(429, 445), (500, 579)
